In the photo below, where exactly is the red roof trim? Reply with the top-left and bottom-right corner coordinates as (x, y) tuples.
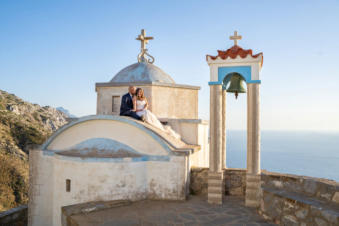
(206, 45), (263, 66)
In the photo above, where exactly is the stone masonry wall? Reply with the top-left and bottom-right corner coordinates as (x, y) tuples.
(190, 167), (209, 195)
(224, 168), (246, 196)
(190, 168), (339, 225)
(259, 171), (339, 225)
(261, 171), (339, 201)
(190, 167), (246, 196)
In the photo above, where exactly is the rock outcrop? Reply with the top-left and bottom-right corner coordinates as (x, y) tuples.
(0, 90), (69, 211)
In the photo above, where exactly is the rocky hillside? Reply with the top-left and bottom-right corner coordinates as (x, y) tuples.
(0, 90), (69, 211)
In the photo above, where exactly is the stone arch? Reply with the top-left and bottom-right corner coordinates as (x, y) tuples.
(42, 115), (176, 156)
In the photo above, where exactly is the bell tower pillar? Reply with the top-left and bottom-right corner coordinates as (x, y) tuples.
(222, 89), (227, 170)
(245, 83), (261, 207)
(208, 83), (224, 204)
(206, 31), (263, 206)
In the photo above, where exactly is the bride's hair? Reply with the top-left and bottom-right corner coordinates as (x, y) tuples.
(135, 88), (145, 100)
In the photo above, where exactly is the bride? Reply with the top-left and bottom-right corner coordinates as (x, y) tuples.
(133, 88), (181, 139)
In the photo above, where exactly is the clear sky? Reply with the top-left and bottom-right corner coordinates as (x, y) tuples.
(1, 0), (338, 131)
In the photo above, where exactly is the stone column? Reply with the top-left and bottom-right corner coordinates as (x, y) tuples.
(222, 89), (227, 169)
(245, 83), (261, 207)
(208, 84), (224, 204)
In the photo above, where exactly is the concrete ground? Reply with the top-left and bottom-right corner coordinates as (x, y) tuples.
(70, 196), (275, 226)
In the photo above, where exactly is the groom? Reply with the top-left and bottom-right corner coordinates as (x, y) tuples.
(120, 86), (145, 121)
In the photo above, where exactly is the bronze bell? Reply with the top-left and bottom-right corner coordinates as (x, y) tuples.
(226, 74), (246, 99)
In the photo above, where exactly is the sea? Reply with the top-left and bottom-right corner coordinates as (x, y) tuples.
(226, 130), (339, 182)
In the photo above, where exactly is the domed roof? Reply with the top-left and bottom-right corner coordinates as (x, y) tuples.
(110, 62), (175, 84)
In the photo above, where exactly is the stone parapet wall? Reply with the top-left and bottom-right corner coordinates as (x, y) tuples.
(0, 205), (27, 226)
(190, 168), (339, 225)
(190, 167), (246, 196)
(259, 171), (339, 225)
(261, 170), (339, 203)
(224, 168), (246, 196)
(190, 167), (209, 195)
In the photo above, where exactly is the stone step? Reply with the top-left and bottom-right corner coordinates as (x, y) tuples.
(208, 179), (223, 186)
(208, 198), (223, 205)
(208, 193), (223, 201)
(208, 187), (223, 194)
(246, 183), (260, 190)
(245, 190), (260, 200)
(208, 192), (222, 197)
(246, 179), (261, 184)
(246, 175), (261, 183)
(245, 199), (260, 207)
(208, 172), (223, 180)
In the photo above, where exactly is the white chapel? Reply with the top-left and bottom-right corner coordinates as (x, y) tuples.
(28, 29), (209, 226)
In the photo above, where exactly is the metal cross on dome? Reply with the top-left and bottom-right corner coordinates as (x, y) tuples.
(229, 30), (242, 46)
(136, 29), (155, 63)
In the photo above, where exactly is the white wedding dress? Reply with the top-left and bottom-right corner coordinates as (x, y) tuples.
(136, 100), (181, 139)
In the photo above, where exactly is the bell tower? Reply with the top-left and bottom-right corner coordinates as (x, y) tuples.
(206, 31), (263, 206)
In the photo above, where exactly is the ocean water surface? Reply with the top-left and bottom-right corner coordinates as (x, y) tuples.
(226, 131), (339, 181)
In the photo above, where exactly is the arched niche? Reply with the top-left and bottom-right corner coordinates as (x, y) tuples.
(218, 66), (253, 84)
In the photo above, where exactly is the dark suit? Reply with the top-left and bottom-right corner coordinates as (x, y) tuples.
(120, 93), (141, 120)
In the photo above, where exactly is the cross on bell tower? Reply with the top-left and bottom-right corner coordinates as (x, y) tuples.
(136, 29), (155, 63)
(229, 30), (242, 46)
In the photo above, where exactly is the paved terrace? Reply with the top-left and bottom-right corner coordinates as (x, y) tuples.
(68, 196), (275, 226)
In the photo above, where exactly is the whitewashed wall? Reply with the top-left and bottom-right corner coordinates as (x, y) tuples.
(29, 151), (188, 226)
(29, 117), (192, 226)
